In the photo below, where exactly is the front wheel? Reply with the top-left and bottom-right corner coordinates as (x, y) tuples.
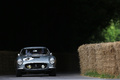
(16, 70), (22, 77)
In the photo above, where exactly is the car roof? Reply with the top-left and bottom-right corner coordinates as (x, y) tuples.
(23, 46), (47, 49)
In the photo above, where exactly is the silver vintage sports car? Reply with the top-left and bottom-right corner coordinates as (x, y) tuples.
(16, 47), (56, 77)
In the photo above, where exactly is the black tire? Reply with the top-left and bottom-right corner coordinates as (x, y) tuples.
(16, 70), (22, 77)
(49, 69), (56, 76)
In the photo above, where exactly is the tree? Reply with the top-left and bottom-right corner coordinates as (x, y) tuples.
(102, 20), (120, 42)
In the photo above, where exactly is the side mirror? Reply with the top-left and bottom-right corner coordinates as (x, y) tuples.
(18, 54), (20, 56)
(50, 53), (52, 55)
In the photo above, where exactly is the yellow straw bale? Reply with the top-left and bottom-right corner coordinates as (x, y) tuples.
(115, 52), (120, 60)
(104, 67), (116, 74)
(103, 61), (116, 67)
(118, 67), (120, 73)
(78, 41), (120, 76)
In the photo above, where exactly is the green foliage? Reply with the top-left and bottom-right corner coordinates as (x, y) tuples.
(117, 74), (120, 79)
(100, 73), (115, 79)
(102, 20), (120, 42)
(68, 0), (120, 45)
(84, 71), (116, 79)
(84, 71), (100, 77)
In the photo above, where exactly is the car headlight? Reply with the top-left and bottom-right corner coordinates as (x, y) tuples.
(50, 57), (56, 64)
(17, 59), (23, 65)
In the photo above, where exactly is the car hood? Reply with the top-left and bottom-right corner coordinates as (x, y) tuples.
(22, 56), (50, 64)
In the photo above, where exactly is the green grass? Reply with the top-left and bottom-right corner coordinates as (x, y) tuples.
(100, 73), (115, 79)
(117, 74), (120, 79)
(84, 71), (100, 77)
(84, 71), (117, 79)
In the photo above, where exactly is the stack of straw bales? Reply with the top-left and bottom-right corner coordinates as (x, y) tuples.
(78, 41), (120, 75)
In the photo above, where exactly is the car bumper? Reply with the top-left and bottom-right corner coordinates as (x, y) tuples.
(17, 68), (56, 74)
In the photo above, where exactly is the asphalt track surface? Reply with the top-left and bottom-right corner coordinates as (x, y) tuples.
(0, 73), (119, 80)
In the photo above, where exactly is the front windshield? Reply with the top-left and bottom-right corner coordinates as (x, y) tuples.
(21, 48), (48, 56)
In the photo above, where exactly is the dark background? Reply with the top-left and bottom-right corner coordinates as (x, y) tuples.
(0, 0), (120, 74)
(1, 0), (120, 52)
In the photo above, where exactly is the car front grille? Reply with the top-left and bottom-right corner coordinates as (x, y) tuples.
(25, 63), (47, 69)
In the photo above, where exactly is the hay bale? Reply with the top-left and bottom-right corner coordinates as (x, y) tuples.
(104, 67), (116, 74)
(78, 41), (120, 76)
(118, 67), (120, 73)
